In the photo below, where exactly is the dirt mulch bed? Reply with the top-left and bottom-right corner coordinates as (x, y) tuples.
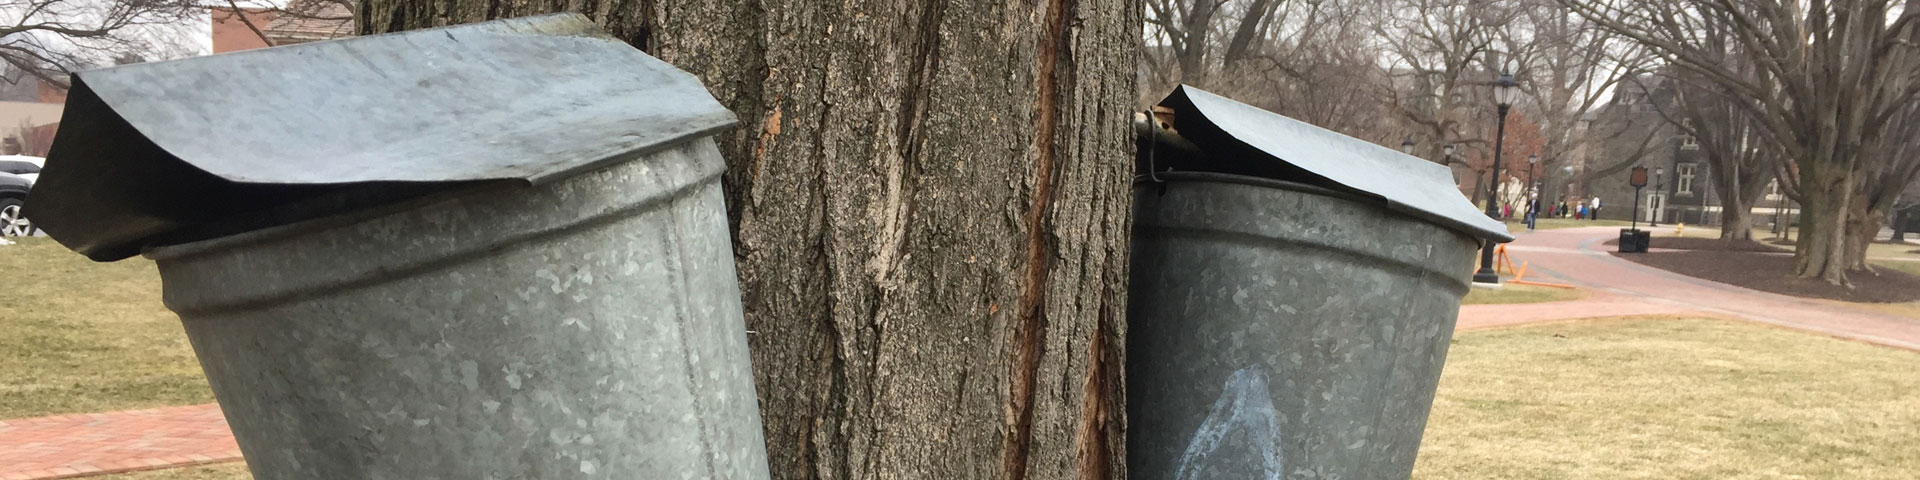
(1613, 249), (1920, 303)
(1600, 236), (1788, 253)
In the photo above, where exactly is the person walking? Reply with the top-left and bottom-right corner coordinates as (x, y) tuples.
(1525, 198), (1539, 230)
(1590, 197), (1603, 221)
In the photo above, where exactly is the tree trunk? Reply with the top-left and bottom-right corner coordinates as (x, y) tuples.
(1719, 195), (1753, 241)
(361, 2), (1137, 479)
(1841, 194), (1883, 272)
(1794, 171), (1854, 285)
(1714, 166), (1770, 242)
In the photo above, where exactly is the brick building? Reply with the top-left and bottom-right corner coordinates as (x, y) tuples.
(212, 0), (354, 53)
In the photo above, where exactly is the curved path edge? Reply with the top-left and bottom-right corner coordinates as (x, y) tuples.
(1458, 227), (1920, 352)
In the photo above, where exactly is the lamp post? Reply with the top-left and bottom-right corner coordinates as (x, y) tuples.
(1444, 143), (1466, 201)
(1524, 153), (1539, 230)
(1526, 154), (1539, 199)
(1472, 73), (1520, 286)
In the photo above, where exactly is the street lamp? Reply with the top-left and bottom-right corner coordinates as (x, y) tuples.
(1527, 154), (1539, 199)
(1473, 73), (1520, 286)
(1402, 137), (1417, 154)
(1524, 153), (1539, 230)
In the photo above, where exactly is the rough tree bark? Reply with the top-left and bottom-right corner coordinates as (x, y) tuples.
(1843, 198), (1882, 273)
(1794, 169), (1856, 285)
(361, 2), (1138, 479)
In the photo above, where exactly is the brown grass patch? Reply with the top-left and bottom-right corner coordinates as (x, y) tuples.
(1416, 317), (1920, 479)
(0, 238), (213, 418)
(1462, 283), (1585, 305)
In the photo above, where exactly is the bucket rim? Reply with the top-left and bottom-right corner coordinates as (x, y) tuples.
(1138, 171), (1496, 245)
(143, 180), (513, 262)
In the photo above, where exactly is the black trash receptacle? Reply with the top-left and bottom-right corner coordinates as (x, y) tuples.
(1619, 229), (1651, 253)
(1129, 86), (1513, 479)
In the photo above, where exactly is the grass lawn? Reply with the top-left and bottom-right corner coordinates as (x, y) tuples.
(1415, 316), (1920, 479)
(116, 316), (1920, 480)
(1462, 282), (1584, 305)
(0, 237), (214, 418)
(1864, 240), (1920, 259)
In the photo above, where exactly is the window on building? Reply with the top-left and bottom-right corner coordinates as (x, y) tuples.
(1681, 134), (1700, 150)
(1677, 164), (1696, 196)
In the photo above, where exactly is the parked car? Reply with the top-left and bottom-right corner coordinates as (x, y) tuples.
(0, 155), (41, 184)
(0, 170), (34, 237)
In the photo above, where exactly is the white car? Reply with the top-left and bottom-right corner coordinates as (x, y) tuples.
(0, 155), (41, 183)
(0, 155), (43, 237)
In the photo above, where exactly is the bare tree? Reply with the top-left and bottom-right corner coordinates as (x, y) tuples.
(1559, 0), (1920, 285)
(1844, 99), (1920, 270)
(0, 0), (203, 88)
(1508, 0), (1654, 205)
(1142, 0), (1393, 140)
(217, 0), (356, 48)
(1610, 8), (1788, 241)
(1375, 0), (1513, 167)
(1665, 73), (1783, 241)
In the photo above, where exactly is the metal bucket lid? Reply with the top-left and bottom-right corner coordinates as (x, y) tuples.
(1143, 85), (1511, 243)
(29, 14), (736, 261)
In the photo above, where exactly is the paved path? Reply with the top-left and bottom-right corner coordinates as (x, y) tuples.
(1458, 227), (1920, 352)
(0, 405), (239, 480)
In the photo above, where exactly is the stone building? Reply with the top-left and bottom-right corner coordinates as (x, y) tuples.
(1575, 74), (1798, 228)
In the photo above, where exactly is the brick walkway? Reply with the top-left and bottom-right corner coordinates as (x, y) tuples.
(0, 404), (239, 480)
(1458, 227), (1920, 352)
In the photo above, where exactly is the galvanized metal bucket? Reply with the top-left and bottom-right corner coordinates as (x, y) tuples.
(1126, 86), (1508, 479)
(1126, 173), (1478, 479)
(147, 138), (770, 479)
(29, 15), (771, 480)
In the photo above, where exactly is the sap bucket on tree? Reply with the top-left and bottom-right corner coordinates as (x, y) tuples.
(28, 14), (771, 480)
(1128, 86), (1512, 479)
